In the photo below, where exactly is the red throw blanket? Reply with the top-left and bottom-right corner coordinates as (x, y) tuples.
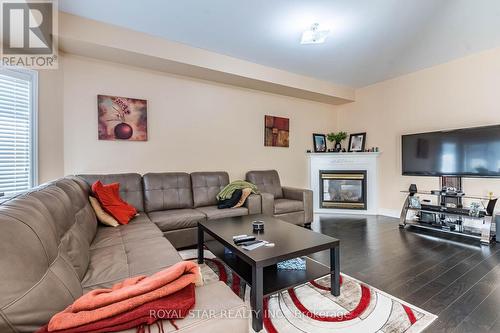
(48, 261), (201, 331)
(36, 284), (195, 333)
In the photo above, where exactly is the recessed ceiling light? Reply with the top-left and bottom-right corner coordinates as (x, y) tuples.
(300, 23), (329, 44)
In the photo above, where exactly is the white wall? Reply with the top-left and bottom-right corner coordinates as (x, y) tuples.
(338, 47), (500, 215)
(62, 54), (338, 188)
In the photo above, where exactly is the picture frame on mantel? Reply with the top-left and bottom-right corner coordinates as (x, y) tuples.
(313, 133), (327, 152)
(348, 132), (366, 152)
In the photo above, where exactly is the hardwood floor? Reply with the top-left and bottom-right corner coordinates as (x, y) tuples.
(309, 214), (500, 333)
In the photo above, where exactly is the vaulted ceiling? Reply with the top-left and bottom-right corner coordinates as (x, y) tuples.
(59, 0), (500, 87)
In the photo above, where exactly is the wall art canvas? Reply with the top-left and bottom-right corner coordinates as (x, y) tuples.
(97, 95), (148, 141)
(265, 115), (289, 147)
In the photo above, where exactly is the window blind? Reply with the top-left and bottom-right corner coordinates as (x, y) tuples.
(0, 69), (36, 197)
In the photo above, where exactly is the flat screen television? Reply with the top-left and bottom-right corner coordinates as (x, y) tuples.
(402, 125), (500, 177)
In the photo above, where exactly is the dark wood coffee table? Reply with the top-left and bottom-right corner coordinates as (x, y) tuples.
(197, 214), (340, 332)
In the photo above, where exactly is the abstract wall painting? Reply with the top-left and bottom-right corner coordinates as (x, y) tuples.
(265, 115), (289, 147)
(97, 95), (148, 141)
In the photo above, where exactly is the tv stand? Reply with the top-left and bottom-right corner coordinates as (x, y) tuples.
(399, 188), (497, 245)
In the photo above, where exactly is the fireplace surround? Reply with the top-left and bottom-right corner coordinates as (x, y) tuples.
(308, 152), (380, 215)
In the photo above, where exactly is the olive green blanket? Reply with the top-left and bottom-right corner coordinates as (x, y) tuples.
(216, 180), (259, 201)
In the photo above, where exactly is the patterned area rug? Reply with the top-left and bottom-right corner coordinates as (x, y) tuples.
(179, 249), (437, 333)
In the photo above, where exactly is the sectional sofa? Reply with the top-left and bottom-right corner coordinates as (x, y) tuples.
(0, 170), (313, 332)
(0, 175), (247, 333)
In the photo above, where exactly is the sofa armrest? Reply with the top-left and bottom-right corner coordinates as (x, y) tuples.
(244, 194), (262, 215)
(260, 192), (275, 216)
(282, 187), (313, 224)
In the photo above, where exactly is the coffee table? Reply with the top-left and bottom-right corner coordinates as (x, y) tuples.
(197, 214), (340, 332)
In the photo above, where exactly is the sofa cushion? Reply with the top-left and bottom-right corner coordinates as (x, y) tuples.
(191, 172), (229, 208)
(117, 281), (248, 333)
(246, 170), (283, 199)
(195, 205), (248, 220)
(89, 196), (119, 227)
(143, 173), (193, 212)
(91, 181), (138, 224)
(90, 213), (162, 249)
(274, 198), (304, 214)
(78, 173), (144, 212)
(83, 219), (181, 291)
(148, 209), (206, 232)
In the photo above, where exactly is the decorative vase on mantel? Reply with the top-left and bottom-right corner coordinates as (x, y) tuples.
(327, 131), (348, 152)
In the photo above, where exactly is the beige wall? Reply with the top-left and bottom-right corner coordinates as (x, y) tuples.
(43, 45), (500, 212)
(62, 54), (337, 187)
(338, 47), (500, 215)
(38, 66), (64, 183)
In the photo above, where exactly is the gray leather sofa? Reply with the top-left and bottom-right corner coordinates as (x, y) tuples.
(79, 172), (261, 249)
(0, 176), (248, 333)
(246, 170), (313, 226)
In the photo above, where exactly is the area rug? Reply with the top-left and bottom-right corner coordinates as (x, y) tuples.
(179, 249), (437, 333)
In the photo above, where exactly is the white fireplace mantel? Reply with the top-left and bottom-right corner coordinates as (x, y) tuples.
(308, 152), (381, 215)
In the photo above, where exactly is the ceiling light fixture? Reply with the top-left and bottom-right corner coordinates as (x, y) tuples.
(300, 23), (329, 44)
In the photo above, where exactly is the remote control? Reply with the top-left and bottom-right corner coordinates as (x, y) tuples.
(238, 239), (261, 246)
(242, 241), (266, 251)
(232, 234), (247, 240)
(234, 236), (256, 244)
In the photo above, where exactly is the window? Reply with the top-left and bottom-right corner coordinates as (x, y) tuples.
(0, 67), (38, 197)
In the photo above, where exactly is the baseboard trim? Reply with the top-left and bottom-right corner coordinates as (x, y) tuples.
(377, 209), (400, 218)
(313, 208), (401, 219)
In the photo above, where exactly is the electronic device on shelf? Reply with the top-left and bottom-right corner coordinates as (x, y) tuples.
(419, 204), (486, 217)
(419, 211), (436, 224)
(442, 224), (456, 231)
(409, 184), (417, 196)
(420, 204), (442, 212)
(439, 186), (465, 197)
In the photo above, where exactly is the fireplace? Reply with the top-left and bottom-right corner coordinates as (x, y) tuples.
(319, 170), (367, 209)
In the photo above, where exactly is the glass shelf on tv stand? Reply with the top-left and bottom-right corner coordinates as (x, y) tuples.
(400, 190), (497, 201)
(402, 218), (483, 241)
(399, 192), (497, 245)
(406, 207), (486, 220)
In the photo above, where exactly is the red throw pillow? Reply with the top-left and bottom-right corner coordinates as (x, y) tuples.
(91, 181), (137, 225)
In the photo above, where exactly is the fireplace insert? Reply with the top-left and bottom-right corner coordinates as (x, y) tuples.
(320, 170), (367, 209)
